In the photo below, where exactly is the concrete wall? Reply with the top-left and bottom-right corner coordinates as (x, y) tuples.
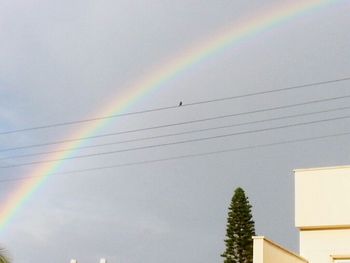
(253, 236), (308, 263)
(295, 166), (350, 229)
(295, 165), (350, 263)
(300, 229), (350, 263)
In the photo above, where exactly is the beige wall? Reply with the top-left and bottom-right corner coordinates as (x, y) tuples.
(253, 236), (308, 263)
(295, 166), (350, 229)
(253, 165), (350, 263)
(295, 165), (350, 263)
(300, 229), (350, 263)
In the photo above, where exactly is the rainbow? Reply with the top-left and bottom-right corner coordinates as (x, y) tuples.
(0, 0), (343, 231)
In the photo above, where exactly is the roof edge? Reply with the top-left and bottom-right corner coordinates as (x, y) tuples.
(293, 164), (350, 173)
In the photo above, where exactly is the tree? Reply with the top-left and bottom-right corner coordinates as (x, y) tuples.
(221, 187), (255, 263)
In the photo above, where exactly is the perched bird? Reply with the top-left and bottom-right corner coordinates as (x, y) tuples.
(179, 101), (183, 106)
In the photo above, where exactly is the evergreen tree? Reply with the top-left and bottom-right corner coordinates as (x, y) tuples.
(221, 187), (255, 263)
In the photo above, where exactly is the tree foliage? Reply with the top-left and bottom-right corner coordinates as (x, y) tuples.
(221, 187), (255, 263)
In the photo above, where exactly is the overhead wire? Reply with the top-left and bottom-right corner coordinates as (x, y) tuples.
(1, 93), (350, 152)
(1, 130), (350, 183)
(1, 76), (350, 135)
(1, 105), (350, 161)
(1, 114), (350, 169)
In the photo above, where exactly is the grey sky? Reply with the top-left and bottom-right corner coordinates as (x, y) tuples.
(0, 1), (350, 262)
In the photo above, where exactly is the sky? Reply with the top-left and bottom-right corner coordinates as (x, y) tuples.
(0, 0), (350, 262)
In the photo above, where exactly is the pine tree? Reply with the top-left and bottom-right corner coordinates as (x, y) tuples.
(221, 187), (255, 263)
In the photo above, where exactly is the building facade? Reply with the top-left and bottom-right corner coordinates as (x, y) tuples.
(253, 165), (350, 263)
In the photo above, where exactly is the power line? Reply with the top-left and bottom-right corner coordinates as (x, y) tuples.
(1, 93), (350, 153)
(1, 130), (350, 183)
(2, 105), (350, 161)
(1, 76), (349, 135)
(1, 114), (350, 169)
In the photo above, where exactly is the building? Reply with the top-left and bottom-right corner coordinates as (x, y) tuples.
(70, 259), (106, 263)
(253, 165), (350, 263)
